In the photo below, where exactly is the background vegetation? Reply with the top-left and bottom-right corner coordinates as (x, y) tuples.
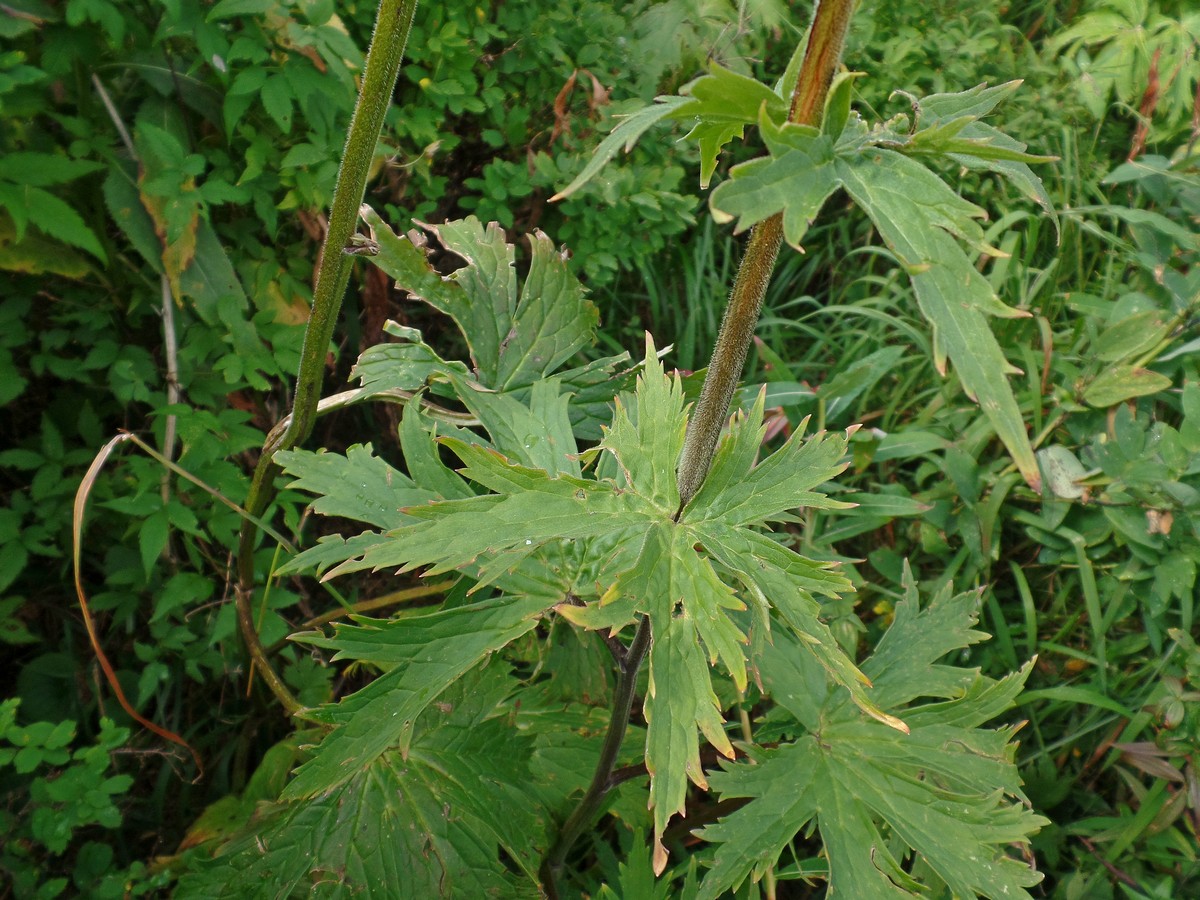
(1, 0), (1198, 896)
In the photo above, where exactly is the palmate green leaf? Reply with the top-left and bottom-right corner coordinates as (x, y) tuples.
(281, 596), (550, 800)
(697, 571), (1048, 900)
(703, 531), (899, 733)
(496, 230), (599, 389)
(611, 522), (749, 687)
(177, 668), (543, 899)
(683, 392), (853, 525)
(321, 440), (637, 585)
(450, 374), (581, 475)
(304, 340), (874, 875)
(362, 208), (597, 390)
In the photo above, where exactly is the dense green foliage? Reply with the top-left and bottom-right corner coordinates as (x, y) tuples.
(2, 0), (1199, 897)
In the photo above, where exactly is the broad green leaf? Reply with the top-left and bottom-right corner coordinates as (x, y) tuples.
(672, 64), (789, 188)
(0, 215), (90, 278)
(0, 183), (106, 262)
(102, 162), (162, 274)
(368, 213), (513, 383)
(697, 571), (1047, 899)
(596, 830), (673, 900)
(361, 205), (464, 313)
(836, 149), (989, 254)
(1083, 365), (1173, 407)
(260, 75), (292, 132)
(822, 72), (865, 143)
(685, 120), (752, 190)
(551, 97), (688, 201)
(673, 63), (788, 131)
(282, 596), (550, 799)
(177, 670), (543, 898)
(177, 219), (248, 315)
(1093, 309), (1171, 363)
(276, 444), (436, 530)
(207, 0), (275, 19)
(1037, 445), (1090, 500)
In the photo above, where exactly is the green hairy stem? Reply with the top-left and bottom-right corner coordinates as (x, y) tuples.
(235, 0), (419, 715)
(676, 0), (854, 510)
(542, 1), (857, 893)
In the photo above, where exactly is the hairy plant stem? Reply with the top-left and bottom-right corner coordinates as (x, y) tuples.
(676, 0), (855, 510)
(539, 615), (652, 898)
(539, 2), (857, 888)
(235, 0), (419, 715)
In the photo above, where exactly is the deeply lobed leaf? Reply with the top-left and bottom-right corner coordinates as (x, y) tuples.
(281, 597), (551, 800)
(177, 669), (545, 898)
(697, 570), (1048, 899)
(275, 444), (435, 531)
(362, 208), (598, 390)
(292, 335), (875, 875)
